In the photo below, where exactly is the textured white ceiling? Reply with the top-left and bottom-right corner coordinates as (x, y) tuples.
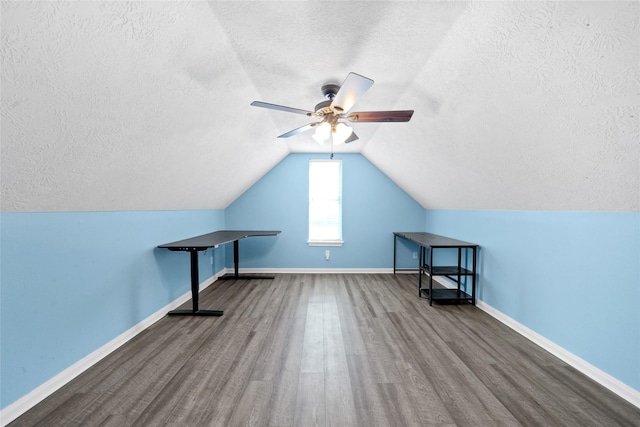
(2, 1), (638, 212)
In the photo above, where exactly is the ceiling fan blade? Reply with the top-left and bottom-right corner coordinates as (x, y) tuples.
(346, 110), (414, 123)
(277, 123), (318, 138)
(330, 73), (374, 114)
(344, 131), (359, 144)
(251, 101), (313, 116)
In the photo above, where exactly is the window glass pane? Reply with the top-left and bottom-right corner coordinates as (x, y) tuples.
(309, 160), (342, 242)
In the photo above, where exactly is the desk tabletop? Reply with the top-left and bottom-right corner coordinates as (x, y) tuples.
(159, 230), (281, 251)
(394, 232), (478, 248)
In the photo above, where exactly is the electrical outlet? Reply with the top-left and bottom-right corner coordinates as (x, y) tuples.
(412, 251), (418, 259)
(325, 250), (330, 260)
(210, 255), (214, 265)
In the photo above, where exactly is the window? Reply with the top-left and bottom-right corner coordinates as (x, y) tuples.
(308, 159), (343, 246)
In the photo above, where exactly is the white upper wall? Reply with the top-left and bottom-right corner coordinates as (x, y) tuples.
(2, 1), (638, 212)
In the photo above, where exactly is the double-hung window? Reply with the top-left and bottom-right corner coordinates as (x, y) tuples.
(308, 159), (343, 246)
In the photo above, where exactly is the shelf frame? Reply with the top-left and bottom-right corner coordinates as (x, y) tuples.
(394, 232), (479, 306)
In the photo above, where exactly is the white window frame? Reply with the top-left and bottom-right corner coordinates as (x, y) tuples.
(307, 159), (344, 247)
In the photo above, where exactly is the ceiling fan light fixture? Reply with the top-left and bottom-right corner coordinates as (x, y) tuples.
(312, 122), (331, 144)
(332, 122), (353, 145)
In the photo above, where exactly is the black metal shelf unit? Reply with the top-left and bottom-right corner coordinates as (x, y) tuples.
(419, 252), (476, 305)
(394, 232), (479, 306)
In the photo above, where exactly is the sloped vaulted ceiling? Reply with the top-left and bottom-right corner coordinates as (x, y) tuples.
(1, 1), (638, 212)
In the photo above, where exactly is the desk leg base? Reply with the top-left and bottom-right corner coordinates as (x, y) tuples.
(167, 309), (224, 316)
(219, 275), (275, 280)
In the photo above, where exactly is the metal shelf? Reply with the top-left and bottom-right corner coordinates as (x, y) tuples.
(421, 265), (474, 276)
(420, 288), (474, 304)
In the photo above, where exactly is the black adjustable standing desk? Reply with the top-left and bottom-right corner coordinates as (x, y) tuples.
(158, 230), (281, 316)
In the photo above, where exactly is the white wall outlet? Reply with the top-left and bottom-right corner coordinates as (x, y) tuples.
(210, 255), (214, 265)
(412, 251), (418, 259)
(325, 250), (330, 260)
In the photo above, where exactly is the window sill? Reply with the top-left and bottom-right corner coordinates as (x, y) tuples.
(307, 240), (344, 247)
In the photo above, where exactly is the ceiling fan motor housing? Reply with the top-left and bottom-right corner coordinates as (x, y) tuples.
(314, 100), (332, 113)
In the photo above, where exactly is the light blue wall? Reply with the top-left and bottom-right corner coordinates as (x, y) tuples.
(0, 210), (225, 409)
(425, 209), (640, 390)
(225, 153), (426, 269)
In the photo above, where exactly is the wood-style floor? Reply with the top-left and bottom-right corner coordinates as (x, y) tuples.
(10, 274), (639, 426)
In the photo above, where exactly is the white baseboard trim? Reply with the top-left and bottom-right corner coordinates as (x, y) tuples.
(475, 299), (640, 409)
(429, 274), (640, 408)
(0, 272), (222, 426)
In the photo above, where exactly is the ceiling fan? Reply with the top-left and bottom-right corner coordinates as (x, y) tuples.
(251, 72), (414, 145)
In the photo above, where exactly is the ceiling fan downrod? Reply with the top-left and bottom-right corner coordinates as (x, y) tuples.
(315, 83), (340, 115)
(321, 83), (340, 100)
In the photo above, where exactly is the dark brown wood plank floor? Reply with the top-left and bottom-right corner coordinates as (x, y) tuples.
(9, 274), (640, 426)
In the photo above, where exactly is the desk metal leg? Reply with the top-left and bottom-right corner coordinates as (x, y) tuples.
(472, 247), (477, 305)
(393, 235), (397, 274)
(428, 247), (434, 306)
(418, 246), (426, 297)
(457, 248), (462, 299)
(219, 240), (276, 280)
(234, 239), (239, 277)
(168, 250), (224, 316)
